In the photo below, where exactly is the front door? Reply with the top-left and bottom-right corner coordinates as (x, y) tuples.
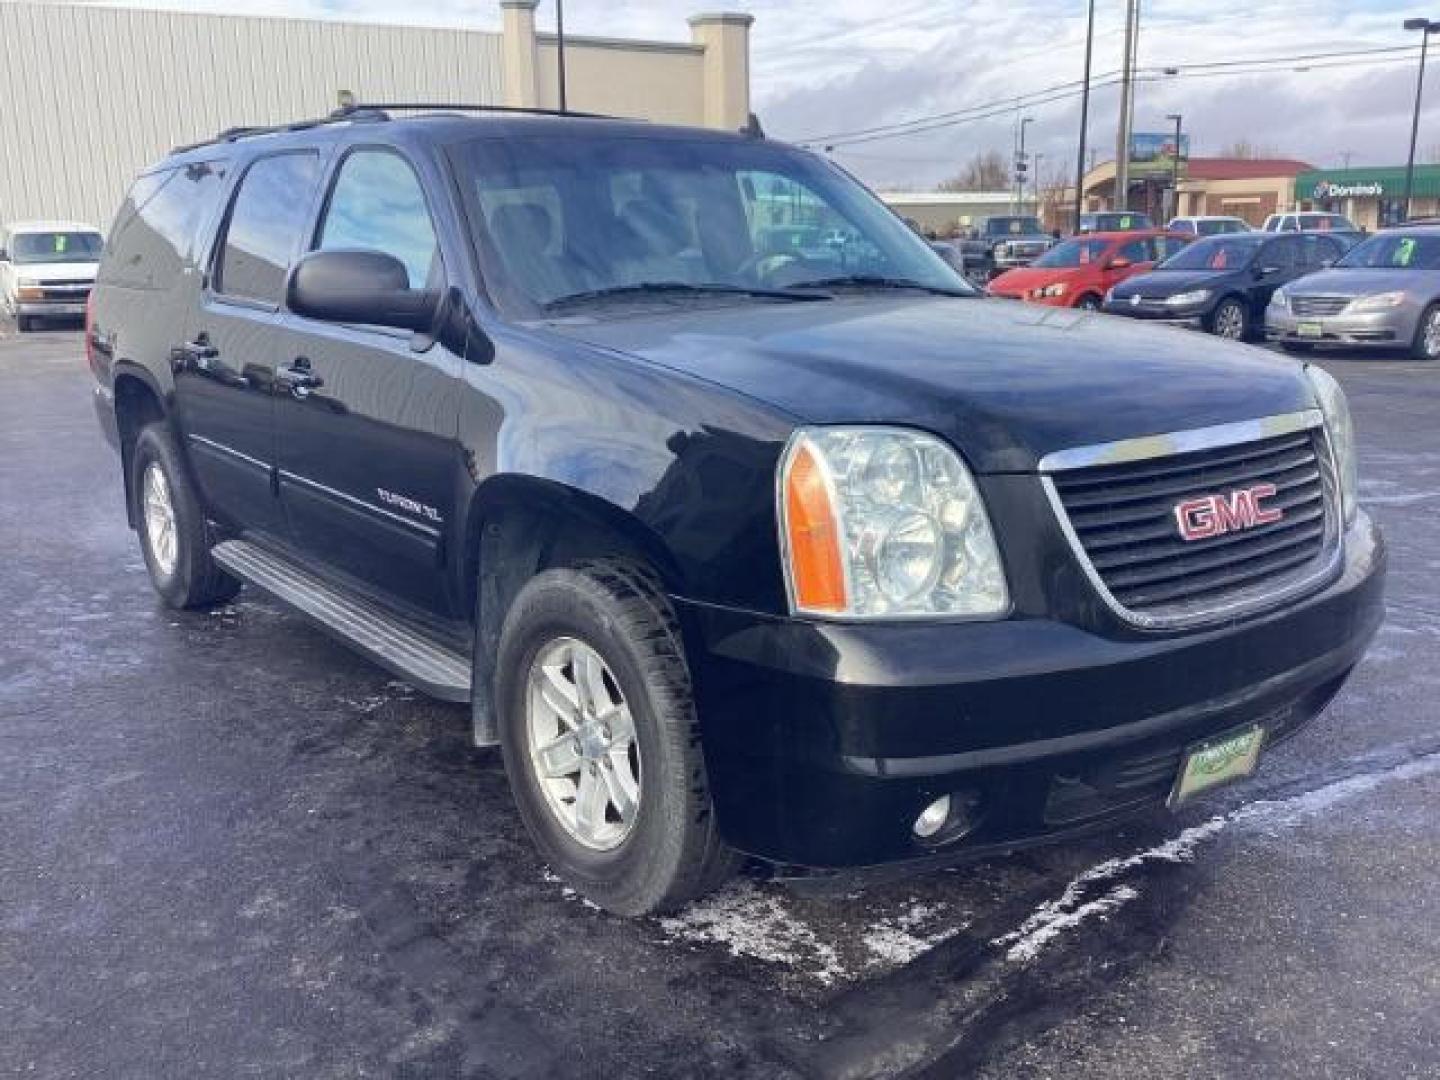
(175, 150), (324, 537)
(275, 147), (464, 618)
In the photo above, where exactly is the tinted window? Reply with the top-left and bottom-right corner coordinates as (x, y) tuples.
(218, 153), (320, 304)
(1299, 234), (1341, 267)
(1261, 237), (1300, 269)
(1034, 238), (1110, 268)
(1161, 236), (1263, 271)
(1154, 234), (1189, 261)
(983, 217), (1043, 236)
(1116, 238), (1150, 264)
(103, 162), (226, 288)
(317, 150), (439, 289)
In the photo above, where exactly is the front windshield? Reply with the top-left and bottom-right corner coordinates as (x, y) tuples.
(1159, 236), (1259, 271)
(452, 134), (971, 308)
(1337, 233), (1440, 270)
(984, 217), (1042, 236)
(1086, 213), (1150, 231)
(1034, 238), (1110, 268)
(12, 231), (103, 265)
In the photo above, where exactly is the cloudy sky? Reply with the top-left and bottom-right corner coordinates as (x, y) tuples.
(71, 1), (1439, 188)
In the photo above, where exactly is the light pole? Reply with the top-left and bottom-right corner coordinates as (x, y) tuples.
(1166, 112), (1183, 220)
(556, 0), (568, 112)
(1015, 116), (1033, 215)
(1402, 18), (1439, 220)
(1073, 0), (1096, 232)
(1033, 152), (1044, 218)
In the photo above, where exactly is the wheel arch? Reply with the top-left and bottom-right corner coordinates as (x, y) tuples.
(112, 367), (169, 528)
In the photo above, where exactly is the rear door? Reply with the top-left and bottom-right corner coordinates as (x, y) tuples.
(275, 145), (464, 618)
(175, 151), (324, 537)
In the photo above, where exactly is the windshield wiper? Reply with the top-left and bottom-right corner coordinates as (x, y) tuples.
(543, 281), (829, 309)
(789, 275), (973, 297)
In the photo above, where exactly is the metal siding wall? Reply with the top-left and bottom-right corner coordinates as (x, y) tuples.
(0, 1), (505, 230)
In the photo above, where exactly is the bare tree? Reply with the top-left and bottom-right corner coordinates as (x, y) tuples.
(938, 150), (1010, 191)
(1216, 139), (1283, 160)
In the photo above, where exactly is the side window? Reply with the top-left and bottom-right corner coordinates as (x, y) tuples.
(1263, 237), (1299, 269)
(217, 152), (321, 304)
(317, 150), (439, 290)
(102, 161), (227, 289)
(1154, 235), (1187, 261)
(1116, 238), (1150, 264)
(1300, 234), (1334, 267)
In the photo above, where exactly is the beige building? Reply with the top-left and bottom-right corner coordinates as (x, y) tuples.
(0, 0), (752, 229)
(879, 192), (1041, 236)
(1056, 157), (1314, 229)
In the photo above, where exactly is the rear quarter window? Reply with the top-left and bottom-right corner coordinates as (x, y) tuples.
(101, 161), (227, 290)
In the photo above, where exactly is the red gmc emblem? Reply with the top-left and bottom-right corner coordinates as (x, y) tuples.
(1174, 483), (1284, 542)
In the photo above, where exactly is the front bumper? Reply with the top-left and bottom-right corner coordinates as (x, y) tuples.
(14, 300), (88, 317)
(1103, 297), (1210, 326)
(680, 514), (1385, 868)
(1265, 306), (1415, 349)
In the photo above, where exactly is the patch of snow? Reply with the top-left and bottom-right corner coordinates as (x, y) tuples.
(1000, 884), (1140, 963)
(657, 882), (849, 985)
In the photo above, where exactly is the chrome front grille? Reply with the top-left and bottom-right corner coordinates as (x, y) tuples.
(1042, 415), (1340, 628)
(1289, 295), (1350, 317)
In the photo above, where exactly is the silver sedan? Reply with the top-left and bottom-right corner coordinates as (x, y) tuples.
(1266, 227), (1440, 360)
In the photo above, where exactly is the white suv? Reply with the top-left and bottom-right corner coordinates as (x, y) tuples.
(1, 220), (105, 331)
(1166, 215), (1252, 236)
(1261, 212), (1359, 235)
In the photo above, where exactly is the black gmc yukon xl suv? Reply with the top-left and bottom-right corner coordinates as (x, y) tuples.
(88, 108), (1385, 915)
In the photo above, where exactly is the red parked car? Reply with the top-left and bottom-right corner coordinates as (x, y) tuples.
(987, 230), (1190, 310)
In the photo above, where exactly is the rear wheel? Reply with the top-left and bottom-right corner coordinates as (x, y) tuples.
(131, 423), (240, 609)
(496, 559), (738, 915)
(1209, 297), (1249, 341)
(1413, 304), (1440, 361)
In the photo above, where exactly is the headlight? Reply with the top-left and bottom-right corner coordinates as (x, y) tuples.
(1033, 283), (1068, 298)
(1270, 289), (1291, 312)
(1304, 365), (1357, 526)
(1345, 291), (1406, 313)
(1165, 289), (1211, 306)
(778, 427), (1009, 618)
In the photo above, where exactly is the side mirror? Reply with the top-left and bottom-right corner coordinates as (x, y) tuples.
(287, 250), (439, 333)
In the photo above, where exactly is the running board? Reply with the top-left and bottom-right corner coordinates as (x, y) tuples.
(212, 539), (472, 703)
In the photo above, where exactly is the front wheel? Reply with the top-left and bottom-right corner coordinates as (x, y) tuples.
(1076, 293), (1102, 311)
(496, 559), (738, 915)
(131, 423), (241, 609)
(1209, 297), (1249, 341)
(1413, 304), (1440, 361)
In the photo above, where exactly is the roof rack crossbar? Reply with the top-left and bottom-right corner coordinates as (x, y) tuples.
(334, 101), (617, 121)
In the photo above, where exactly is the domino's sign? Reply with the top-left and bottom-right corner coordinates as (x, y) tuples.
(1313, 180), (1384, 199)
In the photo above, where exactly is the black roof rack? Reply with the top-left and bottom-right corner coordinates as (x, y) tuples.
(169, 100), (621, 156)
(332, 101), (618, 121)
(169, 108), (390, 155)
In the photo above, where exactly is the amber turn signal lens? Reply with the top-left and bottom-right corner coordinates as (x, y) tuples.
(17, 286), (45, 301)
(783, 441), (847, 613)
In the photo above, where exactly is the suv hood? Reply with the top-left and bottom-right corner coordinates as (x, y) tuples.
(9, 260), (99, 281)
(548, 296), (1314, 473)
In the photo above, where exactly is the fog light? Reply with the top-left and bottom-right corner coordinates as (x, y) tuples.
(913, 795), (952, 838)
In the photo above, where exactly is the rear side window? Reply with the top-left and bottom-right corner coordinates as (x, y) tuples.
(317, 150), (440, 290)
(1115, 239), (1150, 264)
(102, 162), (226, 289)
(217, 152), (321, 305)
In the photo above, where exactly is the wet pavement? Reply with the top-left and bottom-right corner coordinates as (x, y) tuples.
(2, 319), (1437, 1078)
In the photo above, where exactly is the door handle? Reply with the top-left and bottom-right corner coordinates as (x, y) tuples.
(277, 357), (324, 399)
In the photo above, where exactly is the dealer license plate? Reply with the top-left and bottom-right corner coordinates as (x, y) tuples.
(1168, 724), (1265, 806)
(1296, 321), (1324, 338)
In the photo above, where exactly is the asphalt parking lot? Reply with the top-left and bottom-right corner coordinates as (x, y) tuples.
(2, 317), (1437, 1079)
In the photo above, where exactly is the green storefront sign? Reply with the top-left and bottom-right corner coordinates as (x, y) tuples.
(1295, 165), (1440, 203)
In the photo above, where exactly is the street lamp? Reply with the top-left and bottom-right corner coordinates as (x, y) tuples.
(1402, 17), (1439, 221)
(1073, 0), (1096, 232)
(1166, 112), (1183, 220)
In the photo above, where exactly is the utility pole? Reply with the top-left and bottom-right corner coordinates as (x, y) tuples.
(556, 0), (568, 112)
(1015, 117), (1033, 216)
(1114, 0), (1139, 212)
(1166, 113), (1183, 220)
(1402, 18), (1438, 221)
(1073, 0), (1095, 232)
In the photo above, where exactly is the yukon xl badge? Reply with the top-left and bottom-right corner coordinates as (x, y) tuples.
(376, 488), (443, 523)
(1174, 483), (1283, 542)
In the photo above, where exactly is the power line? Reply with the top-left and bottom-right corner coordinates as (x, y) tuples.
(795, 41), (1424, 148)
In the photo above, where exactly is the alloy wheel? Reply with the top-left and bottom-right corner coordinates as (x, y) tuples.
(525, 636), (641, 851)
(1423, 310), (1440, 359)
(1213, 301), (1245, 340)
(142, 463), (179, 577)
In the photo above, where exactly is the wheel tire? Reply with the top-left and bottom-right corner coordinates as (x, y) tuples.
(131, 423), (241, 610)
(1209, 297), (1249, 341)
(496, 558), (739, 915)
(15, 314), (32, 332)
(1076, 293), (1102, 311)
(1412, 304), (1440, 361)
